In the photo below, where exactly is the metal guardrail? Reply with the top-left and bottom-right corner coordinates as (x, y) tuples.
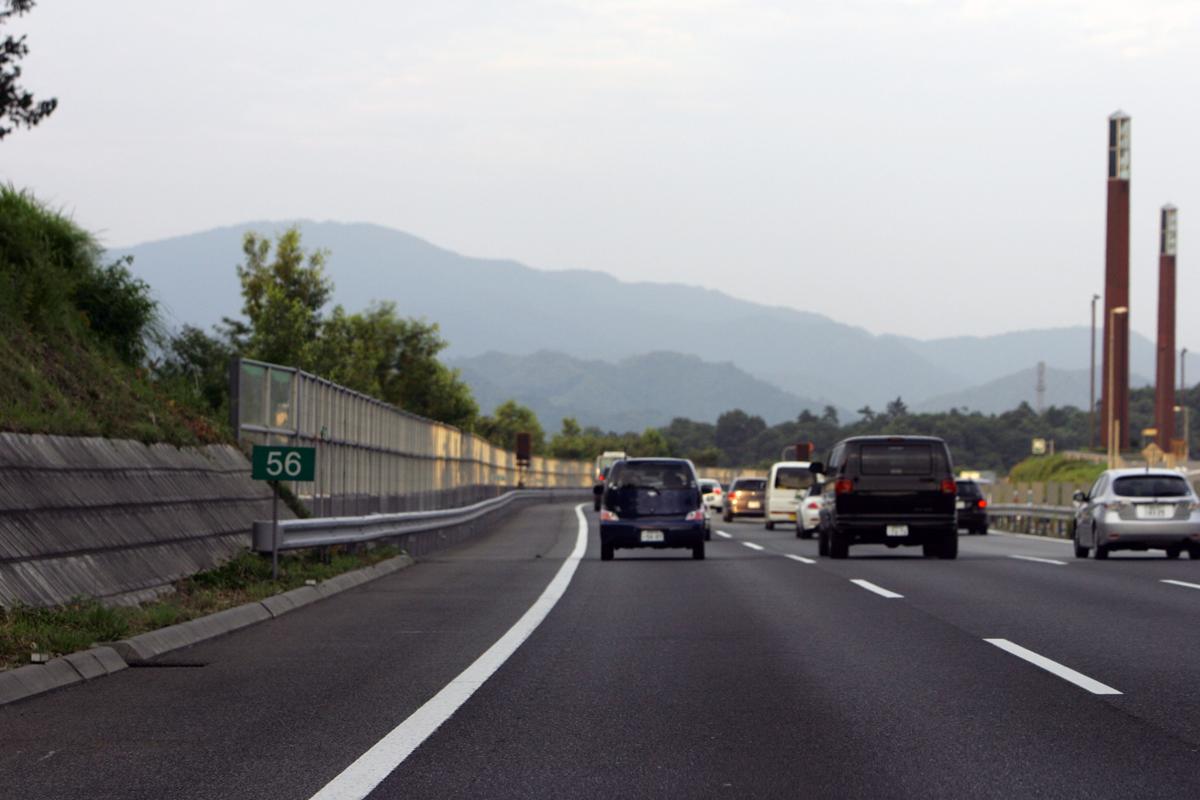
(987, 503), (1074, 538)
(252, 489), (584, 553)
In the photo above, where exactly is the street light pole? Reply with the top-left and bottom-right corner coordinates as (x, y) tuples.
(1108, 306), (1129, 468)
(1183, 347), (1190, 461)
(1091, 293), (1101, 449)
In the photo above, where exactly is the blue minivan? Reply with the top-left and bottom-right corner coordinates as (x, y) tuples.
(595, 458), (707, 561)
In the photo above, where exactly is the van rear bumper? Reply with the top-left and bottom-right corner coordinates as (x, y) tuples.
(832, 514), (955, 544)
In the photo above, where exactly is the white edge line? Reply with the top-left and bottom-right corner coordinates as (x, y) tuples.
(1008, 554), (1068, 566)
(715, 530), (732, 538)
(985, 638), (1121, 695)
(784, 554), (816, 565)
(742, 541), (765, 551)
(850, 579), (903, 599)
(990, 530), (1073, 545)
(1161, 579), (1200, 591)
(307, 504), (590, 800)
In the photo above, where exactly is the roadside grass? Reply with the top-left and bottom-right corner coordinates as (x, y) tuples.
(1007, 454), (1105, 485)
(0, 546), (401, 671)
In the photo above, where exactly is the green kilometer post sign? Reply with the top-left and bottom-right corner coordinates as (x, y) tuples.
(251, 445), (316, 579)
(251, 446), (316, 482)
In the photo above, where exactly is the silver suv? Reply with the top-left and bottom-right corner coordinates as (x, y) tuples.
(1072, 469), (1200, 559)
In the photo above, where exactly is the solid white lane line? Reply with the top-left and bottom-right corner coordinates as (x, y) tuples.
(715, 530), (732, 539)
(850, 579), (904, 599)
(1008, 554), (1068, 566)
(742, 541), (765, 551)
(984, 639), (1121, 696)
(307, 504), (591, 800)
(1161, 579), (1200, 591)
(784, 554), (816, 565)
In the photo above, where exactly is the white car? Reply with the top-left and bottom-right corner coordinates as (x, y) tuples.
(699, 479), (726, 513)
(765, 461), (816, 530)
(795, 484), (824, 540)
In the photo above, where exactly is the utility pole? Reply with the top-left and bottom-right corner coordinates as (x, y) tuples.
(1090, 293), (1100, 449)
(1036, 361), (1046, 414)
(1184, 347), (1190, 461)
(1101, 111), (1132, 452)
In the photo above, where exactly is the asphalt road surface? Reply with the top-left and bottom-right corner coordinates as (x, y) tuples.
(3, 502), (1200, 799)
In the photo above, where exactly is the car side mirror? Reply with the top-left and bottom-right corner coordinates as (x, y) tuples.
(1072, 490), (1087, 503)
(809, 462), (824, 476)
(593, 484), (604, 496)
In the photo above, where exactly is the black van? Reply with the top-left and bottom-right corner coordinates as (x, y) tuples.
(812, 435), (958, 559)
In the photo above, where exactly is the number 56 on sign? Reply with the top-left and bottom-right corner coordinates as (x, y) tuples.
(251, 445), (316, 482)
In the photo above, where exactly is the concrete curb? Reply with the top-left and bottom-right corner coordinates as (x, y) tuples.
(0, 553), (415, 708)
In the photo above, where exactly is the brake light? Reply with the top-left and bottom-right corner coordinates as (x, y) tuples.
(835, 479), (853, 494)
(940, 479), (956, 494)
(806, 501), (820, 509)
(600, 509), (618, 521)
(713, 487), (722, 495)
(978, 499), (987, 509)
(685, 509), (706, 521)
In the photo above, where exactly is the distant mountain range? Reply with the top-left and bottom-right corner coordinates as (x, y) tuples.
(452, 351), (825, 432)
(914, 366), (1153, 415)
(110, 220), (1196, 424)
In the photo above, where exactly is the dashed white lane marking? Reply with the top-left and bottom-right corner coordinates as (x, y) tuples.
(742, 541), (765, 551)
(850, 579), (904, 599)
(715, 530), (732, 539)
(1161, 579), (1200, 591)
(985, 639), (1121, 695)
(1009, 554), (1068, 566)
(307, 504), (590, 800)
(784, 554), (816, 565)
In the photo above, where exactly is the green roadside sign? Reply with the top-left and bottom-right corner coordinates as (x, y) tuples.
(251, 445), (316, 482)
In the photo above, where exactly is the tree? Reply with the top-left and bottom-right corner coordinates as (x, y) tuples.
(885, 396), (909, 418)
(1, 1), (56, 139)
(233, 227), (333, 366)
(857, 405), (876, 423)
(476, 400), (544, 453)
(821, 405), (839, 426)
(155, 325), (234, 415)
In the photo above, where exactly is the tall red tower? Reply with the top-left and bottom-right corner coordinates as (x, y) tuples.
(1101, 111), (1131, 452)
(1155, 205), (1179, 450)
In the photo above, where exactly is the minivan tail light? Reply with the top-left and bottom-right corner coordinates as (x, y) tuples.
(835, 479), (854, 494)
(685, 509), (706, 521)
(940, 479), (956, 494)
(600, 509), (619, 521)
(978, 499), (988, 509)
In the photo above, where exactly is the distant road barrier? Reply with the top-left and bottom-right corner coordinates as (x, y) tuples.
(987, 503), (1074, 539)
(230, 357), (591, 516)
(253, 488), (586, 557)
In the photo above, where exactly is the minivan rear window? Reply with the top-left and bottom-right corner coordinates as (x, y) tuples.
(609, 461), (696, 490)
(861, 444), (932, 475)
(734, 479), (766, 492)
(774, 467), (813, 490)
(1112, 475), (1191, 498)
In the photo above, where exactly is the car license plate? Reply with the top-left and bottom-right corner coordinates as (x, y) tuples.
(640, 530), (665, 542)
(886, 525), (908, 537)
(955, 500), (966, 510)
(1136, 504), (1172, 519)
(748, 501), (761, 509)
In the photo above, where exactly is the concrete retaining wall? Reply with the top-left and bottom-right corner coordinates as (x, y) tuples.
(0, 433), (282, 608)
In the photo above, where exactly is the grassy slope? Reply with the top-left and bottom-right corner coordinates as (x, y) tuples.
(1007, 454), (1105, 484)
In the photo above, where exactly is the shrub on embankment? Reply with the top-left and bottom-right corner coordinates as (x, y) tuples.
(0, 186), (223, 444)
(1007, 454), (1105, 484)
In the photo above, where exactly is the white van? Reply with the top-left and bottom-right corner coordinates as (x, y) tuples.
(765, 461), (817, 530)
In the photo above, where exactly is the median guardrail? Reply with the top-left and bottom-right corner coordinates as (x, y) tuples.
(253, 488), (586, 556)
(987, 503), (1075, 539)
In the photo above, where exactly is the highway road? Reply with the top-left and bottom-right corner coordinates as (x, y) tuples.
(3, 501), (1200, 798)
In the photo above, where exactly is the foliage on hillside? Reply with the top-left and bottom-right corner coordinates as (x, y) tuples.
(169, 227), (481, 430)
(1008, 454), (1105, 485)
(0, 187), (223, 444)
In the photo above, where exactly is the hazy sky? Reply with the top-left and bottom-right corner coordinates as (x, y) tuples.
(4, 1), (1199, 346)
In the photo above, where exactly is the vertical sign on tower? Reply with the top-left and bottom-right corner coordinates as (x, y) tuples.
(1101, 111), (1132, 451)
(1156, 205), (1179, 450)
